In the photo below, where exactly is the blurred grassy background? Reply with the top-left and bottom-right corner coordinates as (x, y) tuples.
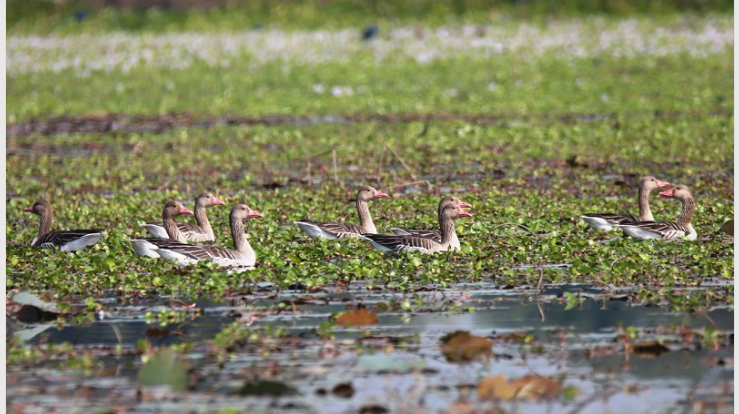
(8, 0), (734, 34)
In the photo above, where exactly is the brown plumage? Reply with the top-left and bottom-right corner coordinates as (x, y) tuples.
(615, 184), (697, 241)
(580, 176), (670, 231)
(130, 200), (194, 257)
(155, 204), (263, 268)
(294, 186), (389, 239)
(362, 204), (472, 254)
(24, 199), (106, 251)
(389, 195), (472, 250)
(141, 192), (225, 243)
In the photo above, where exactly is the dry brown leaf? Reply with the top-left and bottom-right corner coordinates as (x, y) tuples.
(335, 309), (378, 327)
(627, 341), (670, 358)
(479, 375), (563, 401)
(496, 332), (528, 342)
(144, 327), (171, 339)
(509, 375), (562, 400)
(478, 375), (517, 401)
(439, 331), (493, 362)
(332, 382), (355, 398)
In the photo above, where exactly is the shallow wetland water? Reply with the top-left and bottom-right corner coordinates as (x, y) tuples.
(7, 279), (733, 414)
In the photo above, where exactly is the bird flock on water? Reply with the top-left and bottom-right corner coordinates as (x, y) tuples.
(21, 176), (699, 270)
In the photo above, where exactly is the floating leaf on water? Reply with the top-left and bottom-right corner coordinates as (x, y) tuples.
(8, 324), (53, 342)
(478, 374), (564, 401)
(563, 292), (581, 310)
(236, 380), (299, 397)
(332, 382), (355, 398)
(14, 305), (60, 323)
(494, 332), (529, 342)
(359, 405), (389, 414)
(144, 327), (171, 339)
(628, 341), (670, 358)
(11, 292), (58, 312)
(336, 309), (379, 327)
(477, 375), (518, 401)
(137, 348), (189, 392)
(439, 330), (493, 362)
(510, 375), (563, 400)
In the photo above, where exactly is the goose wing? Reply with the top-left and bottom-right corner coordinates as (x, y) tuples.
(581, 213), (640, 225)
(141, 221), (212, 242)
(616, 220), (690, 240)
(389, 228), (442, 243)
(35, 230), (105, 249)
(295, 220), (365, 238)
(362, 234), (440, 253)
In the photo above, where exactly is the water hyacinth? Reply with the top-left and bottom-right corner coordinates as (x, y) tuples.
(7, 16), (732, 76)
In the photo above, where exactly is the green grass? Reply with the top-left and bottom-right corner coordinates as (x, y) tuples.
(7, 54), (734, 122)
(8, 0), (733, 34)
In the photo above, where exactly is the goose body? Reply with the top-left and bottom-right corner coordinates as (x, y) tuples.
(581, 176), (670, 231)
(24, 200), (106, 252)
(614, 185), (697, 241)
(130, 238), (191, 258)
(130, 200), (194, 258)
(157, 204), (263, 268)
(389, 196), (472, 250)
(294, 186), (388, 239)
(141, 192), (225, 243)
(362, 204), (472, 254)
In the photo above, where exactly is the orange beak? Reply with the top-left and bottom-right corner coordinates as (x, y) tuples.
(179, 206), (194, 215)
(213, 196), (226, 206)
(458, 208), (473, 218)
(248, 209), (264, 219)
(458, 200), (472, 208)
(659, 188), (675, 198)
(373, 191), (389, 199)
(656, 179), (670, 188)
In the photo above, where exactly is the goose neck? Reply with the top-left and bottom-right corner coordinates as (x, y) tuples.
(637, 185), (654, 221)
(677, 197), (695, 227)
(357, 199), (376, 234)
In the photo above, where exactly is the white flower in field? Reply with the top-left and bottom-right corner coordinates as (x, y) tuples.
(312, 84), (325, 94)
(488, 82), (498, 91)
(4, 16), (733, 76)
(331, 86), (353, 97)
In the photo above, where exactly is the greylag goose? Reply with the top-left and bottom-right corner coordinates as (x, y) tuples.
(361, 204), (472, 254)
(389, 195), (472, 250)
(23, 199), (106, 251)
(580, 176), (670, 231)
(140, 192), (225, 243)
(156, 204), (263, 268)
(294, 186), (388, 239)
(614, 185), (697, 241)
(130, 200), (194, 258)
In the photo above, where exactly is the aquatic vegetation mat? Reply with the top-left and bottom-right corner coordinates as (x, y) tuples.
(6, 14), (733, 414)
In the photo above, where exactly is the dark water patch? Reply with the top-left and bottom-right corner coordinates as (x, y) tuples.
(7, 109), (732, 137)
